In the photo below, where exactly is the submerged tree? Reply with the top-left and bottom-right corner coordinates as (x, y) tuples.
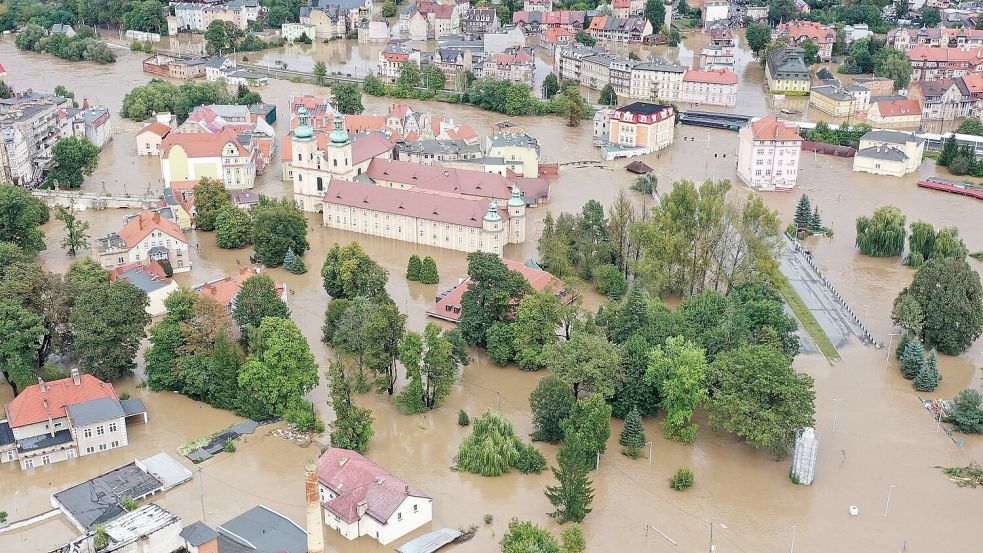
(619, 406), (646, 458)
(646, 336), (707, 443)
(456, 411), (526, 477)
(855, 206), (906, 257)
(545, 431), (595, 523)
(55, 200), (89, 256)
(530, 375), (576, 443)
(793, 194), (812, 230)
(326, 361), (375, 451)
(899, 337), (925, 380)
(913, 349), (941, 392)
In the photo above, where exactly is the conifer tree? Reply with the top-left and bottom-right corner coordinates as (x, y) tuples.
(283, 247), (307, 274)
(545, 432), (594, 523)
(900, 338), (925, 380)
(913, 350), (941, 392)
(938, 135), (958, 166)
(794, 195), (812, 229)
(406, 254), (422, 281)
(619, 406), (646, 458)
(895, 333), (912, 361)
(810, 205), (823, 232)
(419, 256), (439, 284)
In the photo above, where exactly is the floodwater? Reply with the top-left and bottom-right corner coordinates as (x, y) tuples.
(1, 34), (983, 553)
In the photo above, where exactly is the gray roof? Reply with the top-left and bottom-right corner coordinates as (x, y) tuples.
(0, 421), (13, 446)
(861, 129), (923, 145)
(205, 55), (227, 68)
(53, 463), (163, 529)
(120, 398), (148, 417)
(51, 23), (75, 34)
(217, 506), (307, 553)
(82, 107), (110, 125)
(633, 58), (686, 73)
(857, 145), (908, 161)
(766, 45), (809, 79)
(811, 85), (854, 101)
(18, 428), (73, 452)
(180, 521), (220, 546)
(114, 266), (170, 294)
(148, 246), (169, 257)
(67, 397), (126, 426)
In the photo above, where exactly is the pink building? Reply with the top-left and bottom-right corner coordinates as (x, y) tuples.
(681, 69), (738, 107)
(774, 20), (835, 62)
(908, 46), (983, 82)
(737, 116), (803, 191)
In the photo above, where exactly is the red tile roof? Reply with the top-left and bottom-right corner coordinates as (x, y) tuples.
(5, 374), (118, 428)
(908, 45), (983, 63)
(118, 210), (188, 249)
(683, 68), (738, 85)
(138, 122), (172, 138)
(161, 128), (247, 159)
(873, 99), (922, 118)
(324, 177), (506, 228)
(962, 73), (983, 94)
(749, 115), (803, 141)
(110, 260), (172, 284)
(317, 448), (430, 525)
(427, 259), (572, 322)
(194, 266), (285, 309)
(366, 158), (515, 200)
(777, 20), (834, 44)
(542, 27), (575, 43)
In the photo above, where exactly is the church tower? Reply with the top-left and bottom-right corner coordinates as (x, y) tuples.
(507, 184), (526, 244)
(482, 200), (504, 255)
(291, 106), (320, 212)
(325, 109), (353, 178)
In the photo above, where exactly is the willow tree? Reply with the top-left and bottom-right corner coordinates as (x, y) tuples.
(855, 206), (906, 257)
(455, 411), (527, 477)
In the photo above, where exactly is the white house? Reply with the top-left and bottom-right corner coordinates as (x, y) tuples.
(736, 115), (803, 191)
(316, 448), (432, 546)
(852, 130), (925, 176)
(282, 22), (317, 41)
(93, 210), (192, 273)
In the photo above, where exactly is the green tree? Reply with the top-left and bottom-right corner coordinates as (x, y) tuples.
(561, 524), (586, 553)
(947, 389), (983, 433)
(530, 375), (575, 443)
(204, 20), (242, 54)
(0, 300), (46, 392)
(54, 200), (89, 256)
(895, 258), (982, 355)
(542, 331), (621, 398)
(560, 81), (588, 127)
(512, 291), (561, 370)
(396, 60), (422, 92)
(855, 206), (906, 257)
(252, 197), (309, 266)
(419, 256), (439, 284)
(456, 410), (525, 476)
(459, 252), (531, 346)
(332, 83), (363, 114)
(794, 194), (812, 230)
(313, 61), (327, 86)
(46, 137), (100, 189)
(326, 361), (375, 451)
(957, 118), (983, 136)
(542, 72), (560, 100)
(124, 0), (166, 32)
(670, 467), (694, 490)
(364, 302), (406, 394)
(321, 242), (389, 300)
(562, 395), (612, 461)
(232, 273), (290, 329)
(215, 204), (252, 248)
(0, 80), (13, 99)
(598, 84), (617, 107)
(363, 74), (386, 96)
(422, 65), (446, 90)
(800, 37), (819, 66)
(486, 322), (516, 365)
(381, 0), (397, 17)
(938, 135), (958, 166)
(283, 248), (307, 274)
(72, 280), (150, 381)
(611, 334), (661, 418)
(899, 337), (925, 380)
(875, 55), (912, 89)
(500, 519), (561, 553)
(619, 406), (645, 457)
(630, 173), (658, 195)
(647, 336), (707, 443)
(545, 431), (595, 523)
(644, 0), (665, 32)
(406, 254), (422, 281)
(746, 23), (772, 55)
(913, 349), (940, 392)
(237, 317), (319, 420)
(397, 323), (465, 410)
(768, 0), (797, 25)
(594, 264), (627, 298)
(707, 345), (815, 458)
(810, 206), (823, 232)
(575, 30), (595, 46)
(922, 8), (940, 27)
(193, 178), (232, 231)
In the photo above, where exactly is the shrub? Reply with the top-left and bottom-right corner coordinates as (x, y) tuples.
(670, 467), (694, 490)
(947, 389), (983, 433)
(594, 264), (627, 299)
(458, 409), (470, 426)
(455, 411), (523, 477)
(121, 497), (138, 511)
(406, 254), (422, 281)
(515, 444), (547, 474)
(119, 392), (131, 401)
(419, 256), (439, 284)
(483, 514), (493, 525)
(223, 439), (236, 453)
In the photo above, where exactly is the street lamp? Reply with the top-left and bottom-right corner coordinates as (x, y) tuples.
(884, 484), (897, 517)
(645, 441), (653, 465)
(885, 332), (900, 366)
(862, 304), (870, 332)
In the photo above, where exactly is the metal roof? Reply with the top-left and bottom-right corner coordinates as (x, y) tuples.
(120, 398), (148, 417)
(396, 528), (463, 553)
(17, 428), (73, 452)
(180, 521), (220, 546)
(217, 505), (307, 553)
(0, 420), (13, 446)
(67, 397), (126, 426)
(53, 463), (164, 529)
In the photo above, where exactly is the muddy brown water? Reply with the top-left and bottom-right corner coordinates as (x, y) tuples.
(1, 36), (982, 552)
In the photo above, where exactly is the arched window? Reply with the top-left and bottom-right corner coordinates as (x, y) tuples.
(333, 159), (338, 167)
(317, 177), (324, 191)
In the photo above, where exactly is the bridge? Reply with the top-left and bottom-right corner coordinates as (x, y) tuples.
(679, 110), (754, 131)
(559, 160), (606, 168)
(31, 189), (160, 210)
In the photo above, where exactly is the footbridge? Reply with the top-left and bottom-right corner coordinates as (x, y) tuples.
(31, 189), (160, 210)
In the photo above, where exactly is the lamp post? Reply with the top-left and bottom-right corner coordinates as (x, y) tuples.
(789, 525), (796, 553)
(645, 441), (653, 465)
(885, 332), (900, 366)
(884, 485), (897, 517)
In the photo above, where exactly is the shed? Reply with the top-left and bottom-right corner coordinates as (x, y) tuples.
(625, 160), (653, 174)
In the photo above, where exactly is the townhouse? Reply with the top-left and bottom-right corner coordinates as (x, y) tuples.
(737, 116), (803, 191)
(93, 210), (191, 273)
(586, 16), (652, 44)
(908, 45), (983, 82)
(681, 69), (738, 107)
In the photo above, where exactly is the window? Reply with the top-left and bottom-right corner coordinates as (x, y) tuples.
(84, 428), (92, 438)
(333, 159), (338, 167)
(317, 177), (324, 191)
(86, 446), (95, 454)
(297, 153), (302, 161)
(96, 426), (105, 436)
(109, 423), (117, 433)
(54, 422), (63, 428)
(66, 449), (75, 459)
(24, 458), (33, 469)
(42, 455), (50, 465)
(397, 512), (403, 521)
(111, 440), (119, 448)
(413, 504), (418, 513)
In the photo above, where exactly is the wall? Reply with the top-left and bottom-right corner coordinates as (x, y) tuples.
(76, 416), (128, 457)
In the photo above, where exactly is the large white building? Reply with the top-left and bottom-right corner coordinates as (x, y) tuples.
(93, 210), (192, 273)
(736, 116), (803, 191)
(316, 448), (432, 546)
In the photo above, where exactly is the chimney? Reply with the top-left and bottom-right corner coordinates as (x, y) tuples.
(152, 212), (161, 223)
(305, 463), (325, 553)
(339, 456), (348, 468)
(71, 368), (81, 386)
(82, 98), (90, 109)
(38, 377), (46, 394)
(138, 215), (144, 230)
(356, 500), (368, 518)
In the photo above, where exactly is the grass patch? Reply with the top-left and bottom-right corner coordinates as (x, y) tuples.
(177, 424), (235, 456)
(776, 277), (841, 360)
(970, 251), (983, 262)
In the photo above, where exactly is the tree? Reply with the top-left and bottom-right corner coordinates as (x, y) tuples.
(947, 389), (983, 433)
(957, 118), (983, 137)
(561, 525), (586, 553)
(54, 200), (89, 256)
(855, 206), (906, 257)
(332, 83), (363, 114)
(237, 317), (319, 420)
(500, 519), (561, 553)
(312, 61), (327, 86)
(193, 178), (232, 231)
(72, 280), (150, 381)
(512, 291), (561, 370)
(46, 137), (99, 189)
(574, 30), (595, 46)
(234, 83), (261, 106)
(530, 376), (575, 443)
(875, 55), (912, 90)
(630, 173), (658, 195)
(644, 0), (665, 32)
(545, 431), (594, 523)
(619, 406), (645, 457)
(215, 204), (252, 249)
(252, 197), (309, 266)
(706, 345), (815, 458)
(381, 0), (397, 17)
(321, 242), (389, 300)
(0, 300), (45, 393)
(895, 258), (982, 355)
(599, 84), (617, 107)
(406, 254), (422, 281)
(594, 264), (627, 299)
(794, 194), (812, 230)
(542, 331), (621, 398)
(0, 80), (13, 99)
(364, 302), (406, 394)
(124, 0), (167, 33)
(938, 135), (959, 166)
(456, 410), (525, 476)
(560, 82), (588, 127)
(913, 350), (941, 392)
(396, 60), (422, 92)
(419, 256), (439, 284)
(746, 23), (772, 56)
(563, 394), (612, 462)
(922, 8), (940, 27)
(363, 74), (386, 96)
(611, 334), (661, 418)
(486, 322), (516, 365)
(397, 323), (465, 410)
(647, 336), (707, 443)
(204, 20), (242, 54)
(326, 361), (375, 451)
(422, 65), (446, 91)
(283, 248), (307, 274)
(899, 337), (925, 380)
(800, 38), (819, 66)
(459, 252), (531, 346)
(232, 274), (290, 329)
(542, 72), (560, 100)
(767, 0), (797, 25)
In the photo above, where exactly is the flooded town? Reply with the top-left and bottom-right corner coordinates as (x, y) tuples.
(0, 1), (982, 552)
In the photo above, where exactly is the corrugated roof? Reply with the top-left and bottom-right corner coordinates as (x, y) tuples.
(66, 397), (126, 427)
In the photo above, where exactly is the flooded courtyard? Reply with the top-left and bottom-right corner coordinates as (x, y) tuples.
(0, 33), (982, 552)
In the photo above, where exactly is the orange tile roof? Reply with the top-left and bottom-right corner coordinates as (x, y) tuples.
(543, 27), (575, 43)
(138, 122), (172, 138)
(749, 115), (803, 141)
(118, 210), (188, 249)
(5, 374), (118, 428)
(962, 73), (983, 93)
(908, 45), (983, 63)
(194, 266), (285, 309)
(683, 68), (738, 85)
(161, 128), (247, 159)
(873, 99), (922, 117)
(588, 15), (607, 31)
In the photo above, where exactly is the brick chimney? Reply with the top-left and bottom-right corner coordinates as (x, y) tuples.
(152, 212), (161, 223)
(305, 463), (324, 553)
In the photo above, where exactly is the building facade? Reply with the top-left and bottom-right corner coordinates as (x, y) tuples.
(867, 99), (922, 127)
(93, 210), (191, 273)
(737, 116), (803, 191)
(607, 102), (675, 151)
(765, 46), (811, 95)
(681, 69), (738, 107)
(808, 84), (870, 115)
(852, 130), (925, 176)
(908, 45), (983, 82)
(160, 128), (257, 189)
(774, 20), (835, 62)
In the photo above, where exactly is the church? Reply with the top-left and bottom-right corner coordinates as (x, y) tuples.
(290, 107), (529, 255)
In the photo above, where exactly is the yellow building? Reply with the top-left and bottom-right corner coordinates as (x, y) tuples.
(852, 130), (925, 176)
(160, 128), (256, 190)
(765, 46), (811, 95)
(486, 133), (540, 177)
